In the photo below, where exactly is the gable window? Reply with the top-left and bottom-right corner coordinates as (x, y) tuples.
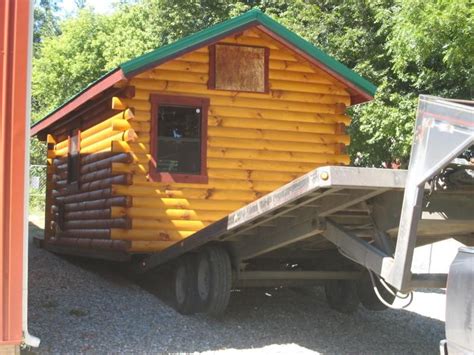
(149, 94), (209, 183)
(209, 44), (269, 93)
(67, 128), (80, 185)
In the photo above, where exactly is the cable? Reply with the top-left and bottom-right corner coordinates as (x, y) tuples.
(376, 272), (411, 300)
(368, 270), (413, 309)
(336, 248), (413, 307)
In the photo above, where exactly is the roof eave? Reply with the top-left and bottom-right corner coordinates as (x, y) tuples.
(30, 69), (127, 138)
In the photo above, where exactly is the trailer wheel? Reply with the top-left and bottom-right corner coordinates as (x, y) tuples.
(324, 279), (359, 314)
(172, 255), (198, 315)
(356, 271), (395, 311)
(196, 245), (232, 317)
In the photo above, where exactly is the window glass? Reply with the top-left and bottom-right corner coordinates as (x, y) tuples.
(157, 105), (201, 174)
(68, 130), (80, 183)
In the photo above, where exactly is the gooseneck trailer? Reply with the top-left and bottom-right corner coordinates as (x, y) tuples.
(122, 96), (472, 319)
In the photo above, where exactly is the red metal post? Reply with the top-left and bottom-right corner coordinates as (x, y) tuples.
(0, 0), (32, 346)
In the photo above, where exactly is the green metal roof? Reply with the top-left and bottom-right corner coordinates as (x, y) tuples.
(120, 8), (377, 97)
(33, 8), (377, 136)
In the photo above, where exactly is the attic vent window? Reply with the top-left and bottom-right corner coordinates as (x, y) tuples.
(209, 44), (269, 93)
(149, 94), (209, 184)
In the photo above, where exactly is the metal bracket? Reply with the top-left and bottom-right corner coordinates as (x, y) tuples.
(322, 219), (393, 275)
(321, 219), (449, 291)
(385, 96), (473, 291)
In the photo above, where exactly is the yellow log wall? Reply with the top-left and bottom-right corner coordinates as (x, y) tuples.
(110, 28), (352, 252)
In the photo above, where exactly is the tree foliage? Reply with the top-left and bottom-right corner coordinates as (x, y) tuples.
(383, 0), (473, 98)
(33, 0), (61, 56)
(31, 0), (473, 167)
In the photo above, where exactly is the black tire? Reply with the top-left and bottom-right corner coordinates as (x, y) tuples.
(356, 271), (395, 311)
(324, 279), (360, 314)
(196, 245), (232, 317)
(172, 254), (199, 315)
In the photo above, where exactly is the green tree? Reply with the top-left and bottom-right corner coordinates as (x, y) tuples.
(384, 0), (473, 99)
(101, 0), (235, 69)
(33, 0), (61, 57)
(350, 0), (473, 166)
(32, 9), (109, 121)
(31, 0), (62, 171)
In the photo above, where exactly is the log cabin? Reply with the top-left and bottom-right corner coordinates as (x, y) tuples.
(31, 9), (377, 258)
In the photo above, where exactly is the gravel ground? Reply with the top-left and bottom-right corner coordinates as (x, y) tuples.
(26, 220), (445, 354)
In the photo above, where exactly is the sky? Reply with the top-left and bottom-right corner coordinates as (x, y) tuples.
(60, 0), (117, 16)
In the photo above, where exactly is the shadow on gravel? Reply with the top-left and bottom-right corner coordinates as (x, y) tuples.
(26, 256), (444, 354)
(28, 221), (44, 241)
(115, 267), (446, 354)
(27, 221), (445, 354)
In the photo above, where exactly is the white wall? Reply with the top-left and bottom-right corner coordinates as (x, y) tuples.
(412, 238), (465, 273)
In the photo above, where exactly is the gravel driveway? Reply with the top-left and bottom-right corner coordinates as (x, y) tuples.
(26, 220), (445, 354)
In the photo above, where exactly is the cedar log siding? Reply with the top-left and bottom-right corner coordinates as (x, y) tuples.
(46, 28), (351, 254)
(111, 28), (351, 253)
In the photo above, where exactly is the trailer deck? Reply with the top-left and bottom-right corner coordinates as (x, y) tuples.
(138, 166), (406, 267)
(137, 165), (473, 289)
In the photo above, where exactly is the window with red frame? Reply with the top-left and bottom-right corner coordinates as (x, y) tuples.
(67, 128), (80, 185)
(149, 95), (209, 183)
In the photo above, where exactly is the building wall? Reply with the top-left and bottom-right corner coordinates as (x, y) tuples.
(0, 0), (31, 346)
(47, 107), (135, 253)
(107, 28), (352, 252)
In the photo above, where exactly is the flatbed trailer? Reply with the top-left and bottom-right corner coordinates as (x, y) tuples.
(46, 95), (473, 317)
(137, 162), (471, 284)
(126, 95), (474, 316)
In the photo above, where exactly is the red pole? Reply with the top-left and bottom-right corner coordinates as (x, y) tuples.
(0, 0), (32, 346)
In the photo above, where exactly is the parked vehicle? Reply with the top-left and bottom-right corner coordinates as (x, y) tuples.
(441, 247), (474, 355)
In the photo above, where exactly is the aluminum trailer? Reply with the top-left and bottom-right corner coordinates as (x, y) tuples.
(128, 95), (474, 316)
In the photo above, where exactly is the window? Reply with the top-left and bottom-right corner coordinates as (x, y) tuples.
(67, 128), (80, 185)
(149, 95), (209, 183)
(209, 44), (269, 93)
